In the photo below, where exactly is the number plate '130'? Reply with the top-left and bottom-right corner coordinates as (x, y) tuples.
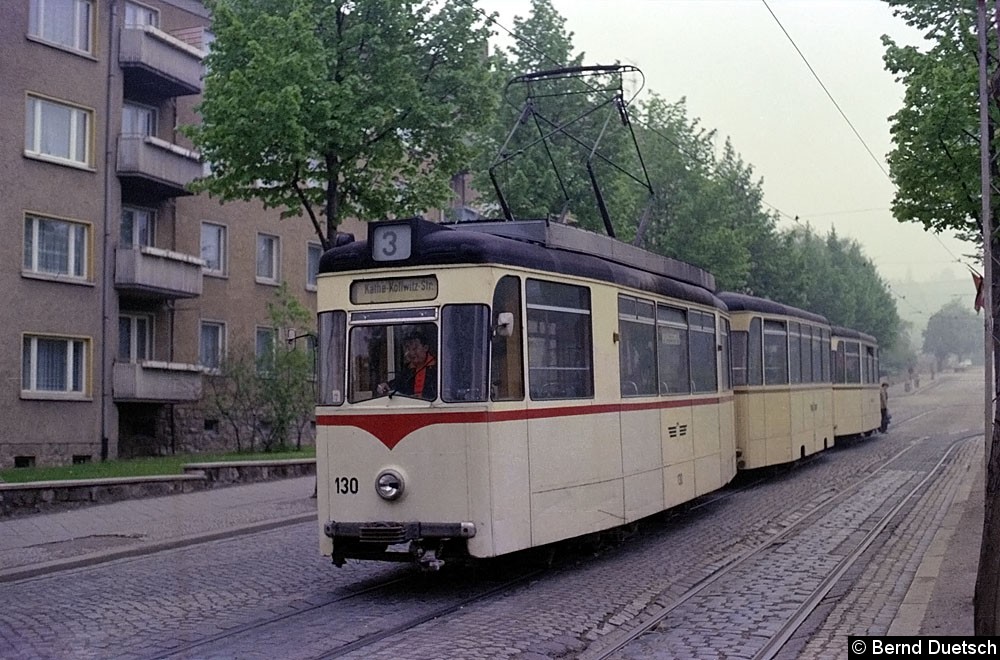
(334, 477), (359, 494)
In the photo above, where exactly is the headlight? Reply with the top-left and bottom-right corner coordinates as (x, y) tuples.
(375, 469), (404, 501)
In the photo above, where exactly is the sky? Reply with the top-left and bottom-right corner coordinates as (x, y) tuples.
(476, 0), (975, 286)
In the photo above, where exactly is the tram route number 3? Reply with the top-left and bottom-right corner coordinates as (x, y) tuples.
(335, 477), (359, 494)
(372, 225), (412, 261)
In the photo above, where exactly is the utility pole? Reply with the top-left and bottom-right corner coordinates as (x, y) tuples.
(982, 3), (995, 463)
(975, 0), (1000, 635)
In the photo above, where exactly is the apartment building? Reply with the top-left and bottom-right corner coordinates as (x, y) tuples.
(1, 0), (333, 467)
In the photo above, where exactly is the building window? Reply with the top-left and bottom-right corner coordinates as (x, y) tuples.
(29, 0), (93, 54)
(124, 1), (158, 27)
(22, 334), (88, 395)
(23, 214), (88, 279)
(25, 95), (92, 166)
(306, 243), (322, 290)
(256, 327), (276, 374)
(122, 103), (157, 137)
(118, 314), (151, 362)
(256, 234), (280, 284)
(200, 223), (226, 276)
(121, 206), (155, 247)
(200, 321), (225, 370)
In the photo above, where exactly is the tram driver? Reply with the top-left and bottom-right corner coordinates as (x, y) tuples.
(376, 329), (438, 400)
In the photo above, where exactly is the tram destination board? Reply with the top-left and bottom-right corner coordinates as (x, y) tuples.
(350, 275), (438, 304)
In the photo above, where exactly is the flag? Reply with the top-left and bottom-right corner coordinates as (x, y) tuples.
(972, 270), (985, 314)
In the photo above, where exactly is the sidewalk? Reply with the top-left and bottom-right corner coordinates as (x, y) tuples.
(891, 450), (983, 636)
(0, 475), (317, 583)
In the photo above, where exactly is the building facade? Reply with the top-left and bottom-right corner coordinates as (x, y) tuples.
(1, 0), (338, 466)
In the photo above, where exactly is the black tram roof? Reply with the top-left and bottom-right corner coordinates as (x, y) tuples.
(320, 217), (724, 309)
(830, 325), (878, 345)
(717, 291), (829, 326)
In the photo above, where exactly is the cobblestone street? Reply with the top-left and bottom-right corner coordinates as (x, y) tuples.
(0, 372), (983, 659)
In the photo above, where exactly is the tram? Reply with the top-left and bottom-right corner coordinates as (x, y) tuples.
(719, 293), (835, 469)
(830, 326), (882, 438)
(314, 216), (736, 569)
(311, 63), (883, 569)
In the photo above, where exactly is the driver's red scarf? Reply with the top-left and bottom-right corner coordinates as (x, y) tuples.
(413, 356), (437, 397)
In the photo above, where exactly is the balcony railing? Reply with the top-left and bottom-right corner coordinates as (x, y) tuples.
(113, 361), (203, 403)
(119, 25), (203, 98)
(115, 245), (203, 300)
(117, 135), (202, 200)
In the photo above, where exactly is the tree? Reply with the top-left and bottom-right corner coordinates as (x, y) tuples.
(883, 0), (1000, 633)
(187, 0), (498, 248)
(923, 299), (982, 369)
(204, 285), (315, 452)
(260, 283), (316, 450)
(881, 318), (920, 376)
(205, 346), (263, 453)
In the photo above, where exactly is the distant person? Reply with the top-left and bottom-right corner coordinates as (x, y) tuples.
(376, 330), (437, 400)
(880, 382), (890, 433)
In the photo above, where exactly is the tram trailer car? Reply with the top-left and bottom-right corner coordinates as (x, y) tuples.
(314, 217), (737, 569)
(718, 293), (835, 470)
(830, 326), (882, 438)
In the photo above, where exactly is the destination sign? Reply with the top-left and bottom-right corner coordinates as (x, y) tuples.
(350, 276), (438, 304)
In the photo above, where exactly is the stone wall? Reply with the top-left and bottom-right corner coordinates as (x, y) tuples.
(0, 459), (316, 517)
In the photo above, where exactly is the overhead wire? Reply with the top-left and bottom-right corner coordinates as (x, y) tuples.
(759, 0), (970, 276)
(465, 0), (979, 316)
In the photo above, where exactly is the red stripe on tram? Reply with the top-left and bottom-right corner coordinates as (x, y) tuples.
(316, 396), (733, 450)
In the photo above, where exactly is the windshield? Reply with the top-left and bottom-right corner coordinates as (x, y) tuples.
(346, 304), (491, 404)
(349, 323), (439, 402)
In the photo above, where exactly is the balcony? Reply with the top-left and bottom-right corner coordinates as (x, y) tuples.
(119, 25), (204, 98)
(115, 246), (203, 300)
(113, 361), (203, 403)
(117, 135), (202, 200)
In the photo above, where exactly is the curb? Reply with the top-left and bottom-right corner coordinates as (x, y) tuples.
(0, 511), (316, 584)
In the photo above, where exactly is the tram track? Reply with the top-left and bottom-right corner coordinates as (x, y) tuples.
(581, 431), (979, 660)
(145, 573), (414, 660)
(146, 560), (548, 660)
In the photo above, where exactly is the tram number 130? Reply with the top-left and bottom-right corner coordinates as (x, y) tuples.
(334, 477), (359, 494)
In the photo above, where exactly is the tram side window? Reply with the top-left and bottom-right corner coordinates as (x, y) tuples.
(690, 311), (718, 392)
(618, 296), (656, 397)
(526, 279), (593, 400)
(833, 344), (846, 383)
(864, 346), (877, 384)
(821, 330), (831, 382)
(657, 304), (689, 394)
(844, 341), (861, 383)
(491, 275), (524, 401)
(720, 318), (731, 391)
(730, 331), (747, 387)
(748, 317), (763, 386)
(811, 328), (823, 383)
(788, 322), (802, 385)
(442, 305), (489, 402)
(317, 310), (346, 405)
(763, 320), (788, 385)
(800, 325), (814, 384)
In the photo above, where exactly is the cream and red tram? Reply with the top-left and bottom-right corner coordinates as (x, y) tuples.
(830, 325), (881, 438)
(314, 217), (736, 568)
(718, 292), (834, 469)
